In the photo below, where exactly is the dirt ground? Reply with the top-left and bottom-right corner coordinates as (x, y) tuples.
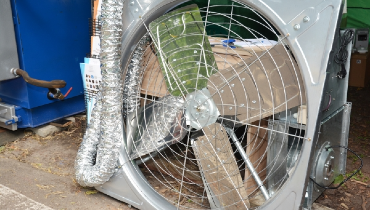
(0, 87), (369, 210)
(0, 117), (130, 210)
(316, 87), (370, 210)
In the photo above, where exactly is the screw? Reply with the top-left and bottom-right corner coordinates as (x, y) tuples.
(293, 24), (300, 30)
(220, 90), (224, 93)
(252, 100), (256, 103)
(242, 78), (245, 81)
(231, 84), (235, 87)
(303, 16), (310, 22)
(240, 104), (244, 107)
(135, 8), (139, 12)
(207, 165), (210, 168)
(130, 1), (134, 5)
(308, 138), (311, 141)
(222, 160), (226, 164)
(229, 107), (233, 110)
(217, 148), (221, 152)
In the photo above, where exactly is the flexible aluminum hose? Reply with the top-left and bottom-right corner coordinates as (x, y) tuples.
(75, 0), (124, 187)
(123, 35), (148, 119)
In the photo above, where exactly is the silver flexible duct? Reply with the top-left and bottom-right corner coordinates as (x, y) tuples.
(75, 0), (124, 187)
(123, 35), (148, 119)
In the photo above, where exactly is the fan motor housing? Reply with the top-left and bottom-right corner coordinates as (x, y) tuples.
(314, 142), (335, 186)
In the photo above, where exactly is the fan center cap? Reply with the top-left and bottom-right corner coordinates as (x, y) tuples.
(185, 88), (220, 130)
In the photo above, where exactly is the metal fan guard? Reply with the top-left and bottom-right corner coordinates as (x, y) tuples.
(86, 0), (345, 209)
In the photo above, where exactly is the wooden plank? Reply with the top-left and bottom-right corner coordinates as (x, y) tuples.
(193, 123), (250, 209)
(140, 45), (168, 97)
(207, 45), (306, 125)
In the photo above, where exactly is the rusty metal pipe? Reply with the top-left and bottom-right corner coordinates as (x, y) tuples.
(11, 68), (66, 88)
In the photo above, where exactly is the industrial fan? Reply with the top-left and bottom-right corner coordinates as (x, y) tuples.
(75, 0), (355, 209)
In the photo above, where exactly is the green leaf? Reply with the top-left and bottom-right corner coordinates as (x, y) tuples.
(334, 174), (344, 184)
(85, 190), (98, 195)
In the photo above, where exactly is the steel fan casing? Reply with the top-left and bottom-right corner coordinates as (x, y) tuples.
(93, 0), (347, 209)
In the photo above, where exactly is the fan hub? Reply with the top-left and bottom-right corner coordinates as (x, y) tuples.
(185, 88), (220, 130)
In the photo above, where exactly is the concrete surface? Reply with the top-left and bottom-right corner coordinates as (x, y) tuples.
(0, 127), (25, 146)
(0, 184), (53, 210)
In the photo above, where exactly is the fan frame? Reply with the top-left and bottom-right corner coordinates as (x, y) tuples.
(95, 0), (344, 209)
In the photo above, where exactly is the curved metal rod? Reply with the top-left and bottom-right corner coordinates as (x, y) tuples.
(11, 68), (66, 88)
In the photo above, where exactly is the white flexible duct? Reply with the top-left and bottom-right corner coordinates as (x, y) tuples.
(75, 0), (124, 187)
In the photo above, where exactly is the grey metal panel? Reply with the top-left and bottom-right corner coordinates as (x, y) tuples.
(267, 120), (305, 197)
(308, 103), (352, 207)
(321, 30), (353, 120)
(0, 0), (20, 81)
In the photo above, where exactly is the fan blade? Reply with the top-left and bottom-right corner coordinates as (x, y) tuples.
(129, 95), (187, 159)
(192, 123), (250, 209)
(207, 45), (306, 125)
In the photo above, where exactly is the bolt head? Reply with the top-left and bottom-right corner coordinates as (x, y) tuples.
(303, 16), (310, 22)
(293, 24), (300, 30)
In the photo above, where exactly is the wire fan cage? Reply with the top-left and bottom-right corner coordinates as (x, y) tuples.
(123, 1), (307, 209)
